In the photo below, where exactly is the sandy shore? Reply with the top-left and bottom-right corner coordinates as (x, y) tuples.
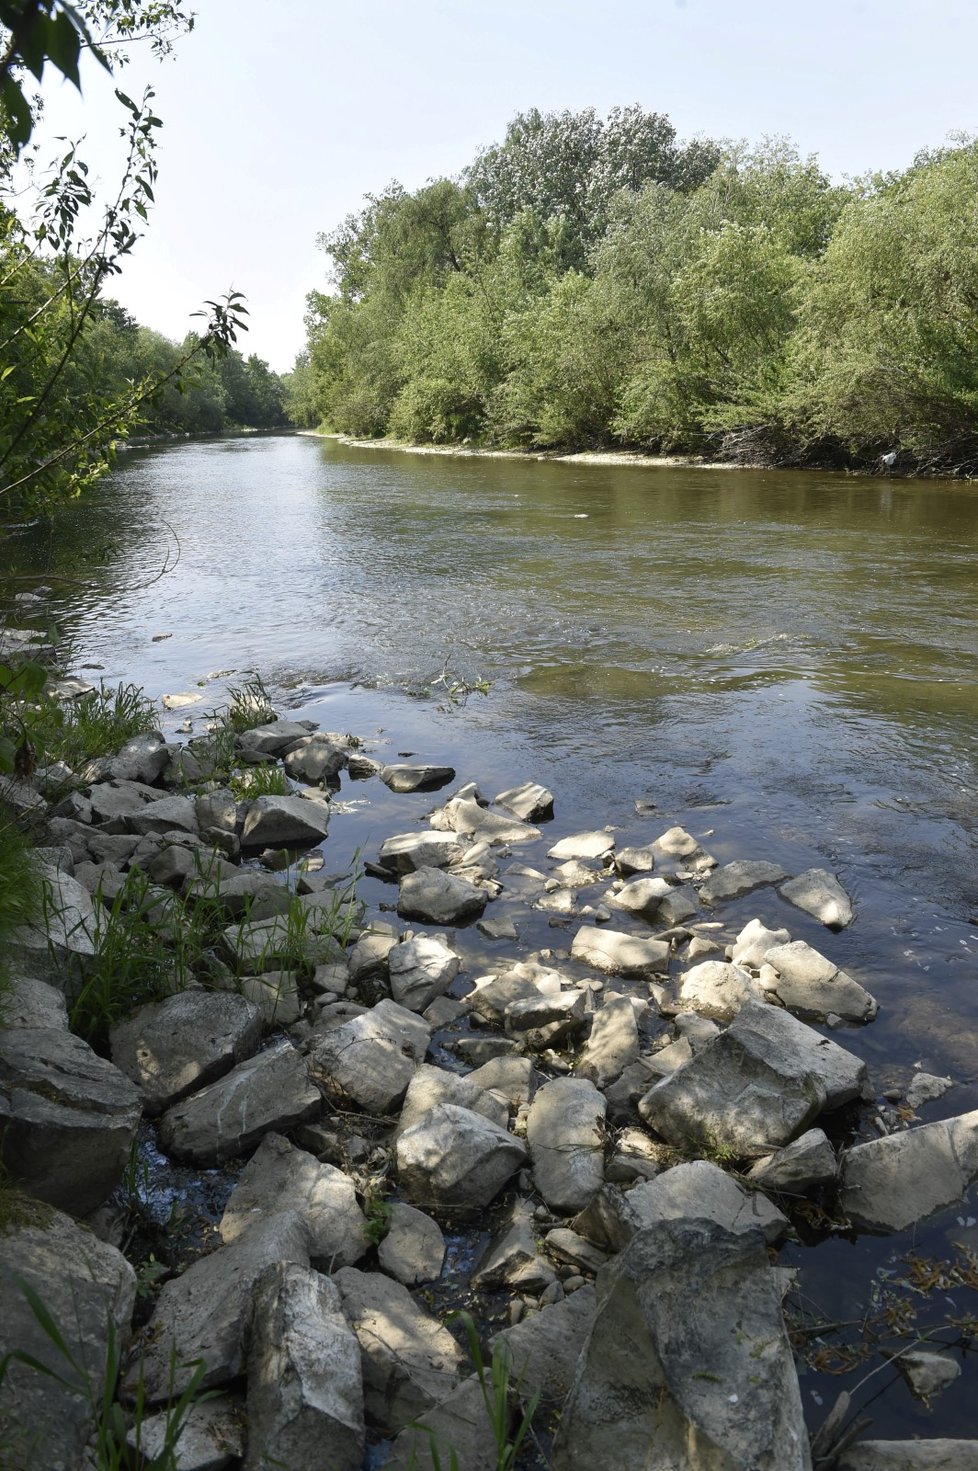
(301, 430), (742, 470)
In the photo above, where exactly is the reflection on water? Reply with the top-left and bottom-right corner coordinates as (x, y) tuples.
(4, 432), (978, 1442)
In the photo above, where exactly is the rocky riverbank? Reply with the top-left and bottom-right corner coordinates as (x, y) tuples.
(2, 674), (978, 1471)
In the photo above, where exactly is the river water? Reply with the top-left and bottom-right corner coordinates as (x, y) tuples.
(5, 431), (978, 1444)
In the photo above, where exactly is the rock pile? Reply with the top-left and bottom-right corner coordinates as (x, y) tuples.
(1, 691), (974, 1469)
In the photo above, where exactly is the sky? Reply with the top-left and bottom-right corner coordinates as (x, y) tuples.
(18, 0), (978, 372)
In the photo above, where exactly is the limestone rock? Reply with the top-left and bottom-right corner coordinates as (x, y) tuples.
(245, 1262), (364, 1471)
(746, 1128), (837, 1194)
(241, 794), (330, 848)
(0, 1027), (140, 1215)
(570, 925), (670, 978)
(763, 940), (878, 1023)
(526, 1077), (606, 1214)
(397, 1063), (509, 1137)
(377, 831), (466, 874)
(731, 918), (792, 968)
(220, 1133), (367, 1267)
(551, 1220), (810, 1471)
(0, 1206), (135, 1471)
(381, 762), (455, 793)
(494, 780), (554, 821)
(127, 793), (200, 837)
(907, 1072), (954, 1111)
(236, 720), (313, 756)
(700, 859), (787, 905)
(397, 868), (487, 925)
(333, 1265), (465, 1433)
(397, 1103), (527, 1210)
(129, 1212), (311, 1400)
(2, 972), (69, 1030)
(491, 1287), (597, 1410)
(107, 732), (170, 785)
(574, 995), (640, 1088)
(679, 960), (767, 1021)
(780, 867), (854, 929)
(11, 866), (97, 974)
(839, 1110), (978, 1233)
(283, 735), (348, 783)
(377, 1202), (446, 1285)
(548, 831), (615, 862)
(126, 1394), (244, 1471)
(838, 1444), (978, 1470)
(311, 1000), (430, 1115)
(109, 989), (263, 1114)
(572, 1162), (788, 1252)
(386, 1374), (500, 1471)
(389, 934), (460, 1012)
(158, 1039), (321, 1164)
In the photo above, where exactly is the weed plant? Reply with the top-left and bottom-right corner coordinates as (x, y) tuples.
(26, 682), (157, 769)
(226, 672), (275, 732)
(0, 1278), (207, 1471)
(0, 821), (44, 1024)
(228, 763), (291, 801)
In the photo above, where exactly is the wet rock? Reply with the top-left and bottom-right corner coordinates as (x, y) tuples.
(679, 960), (767, 1021)
(0, 1027), (140, 1215)
(382, 762), (456, 793)
(377, 1202), (446, 1286)
(397, 868), (487, 924)
(780, 867), (854, 929)
(838, 1444), (978, 1470)
(763, 940), (878, 1023)
(906, 1072), (954, 1111)
(109, 989), (263, 1115)
(653, 825), (716, 871)
(839, 1109), (978, 1233)
(377, 830), (466, 874)
(892, 1349), (961, 1401)
(0, 1206), (136, 1471)
(570, 925), (670, 978)
(505, 989), (587, 1049)
(220, 1133), (367, 1267)
(241, 794), (330, 848)
(311, 1000), (430, 1115)
(430, 795), (540, 844)
(245, 1261), (364, 1471)
(614, 845), (656, 876)
(526, 1077), (606, 1214)
(574, 994), (640, 1088)
(389, 934), (460, 1012)
(397, 1102), (527, 1210)
(283, 735), (349, 783)
(158, 1039), (321, 1164)
(495, 780), (554, 821)
(551, 1220), (809, 1471)
(572, 1162), (788, 1252)
(333, 1265), (465, 1433)
(700, 859), (787, 904)
(548, 831), (615, 862)
(746, 1128), (837, 1194)
(129, 1212), (311, 1400)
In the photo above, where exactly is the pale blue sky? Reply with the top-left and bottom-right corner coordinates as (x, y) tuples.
(24, 0), (978, 371)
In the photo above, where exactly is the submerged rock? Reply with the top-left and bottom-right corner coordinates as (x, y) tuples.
(780, 867), (854, 929)
(839, 1109), (978, 1233)
(700, 859), (787, 904)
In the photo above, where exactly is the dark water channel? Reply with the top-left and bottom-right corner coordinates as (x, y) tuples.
(5, 433), (978, 1449)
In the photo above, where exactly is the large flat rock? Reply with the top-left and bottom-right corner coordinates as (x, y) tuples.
(311, 1000), (430, 1115)
(839, 1110), (978, 1233)
(570, 926), (670, 978)
(396, 1103), (527, 1210)
(109, 989), (263, 1114)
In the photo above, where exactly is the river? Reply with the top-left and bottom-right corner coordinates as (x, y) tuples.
(4, 431), (978, 1444)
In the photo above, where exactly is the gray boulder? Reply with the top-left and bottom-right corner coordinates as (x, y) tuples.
(245, 1262), (364, 1471)
(491, 1288), (598, 1411)
(158, 1039), (321, 1164)
(526, 1077), (606, 1214)
(220, 1133), (367, 1267)
(107, 732), (170, 785)
(398, 868), (487, 925)
(396, 1063), (509, 1138)
(236, 720), (313, 756)
(241, 794), (330, 848)
(126, 1395), (244, 1471)
(473, 1199), (556, 1292)
(700, 859), (787, 904)
(551, 1220), (810, 1471)
(283, 735), (348, 783)
(548, 831), (615, 862)
(381, 762), (455, 793)
(839, 1109), (978, 1233)
(109, 989), (263, 1114)
(128, 1212), (310, 1400)
(679, 960), (766, 1021)
(572, 1162), (788, 1253)
(377, 1202), (446, 1286)
(762, 940), (878, 1023)
(1, 972), (69, 1030)
(386, 1374), (500, 1471)
(570, 926), (670, 978)
(377, 830), (466, 874)
(837, 1445), (978, 1470)
(11, 866), (97, 975)
(574, 995), (640, 1088)
(333, 1266), (465, 1433)
(0, 1207), (136, 1471)
(430, 795), (540, 845)
(780, 867), (854, 929)
(0, 1027), (140, 1215)
(494, 780), (554, 821)
(127, 793), (200, 837)
(312, 999), (430, 1115)
(389, 934), (460, 1012)
(397, 1102), (527, 1210)
(746, 1128), (837, 1194)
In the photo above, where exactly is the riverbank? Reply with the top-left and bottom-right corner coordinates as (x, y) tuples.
(304, 430), (757, 472)
(3, 655), (978, 1469)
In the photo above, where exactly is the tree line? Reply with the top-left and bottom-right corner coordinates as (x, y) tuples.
(291, 106), (978, 475)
